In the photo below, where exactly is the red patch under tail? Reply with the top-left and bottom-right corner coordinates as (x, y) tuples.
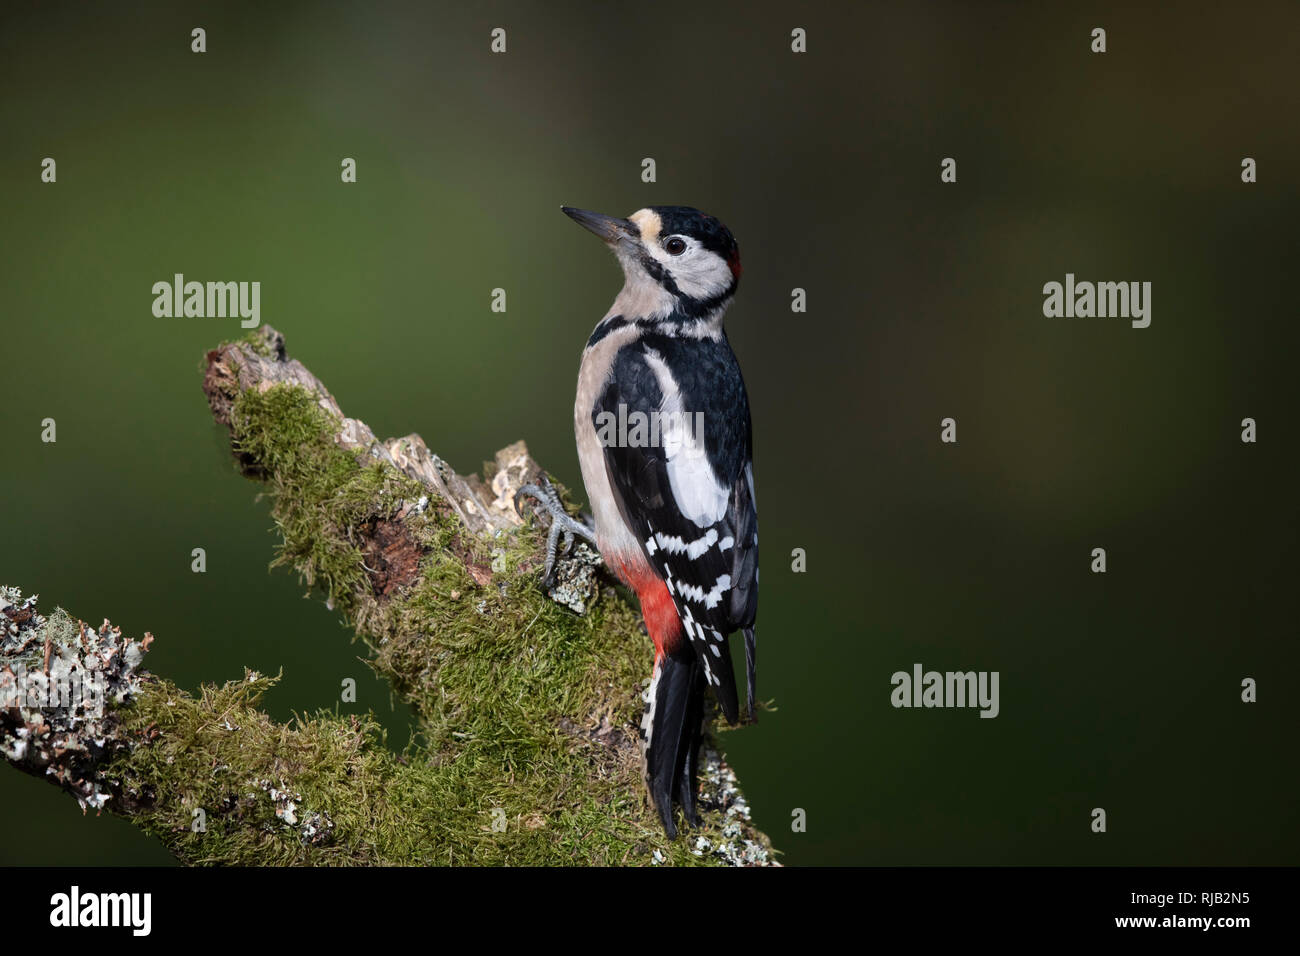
(608, 554), (682, 658)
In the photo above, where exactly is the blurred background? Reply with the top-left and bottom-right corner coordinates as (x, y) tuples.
(1, 0), (1297, 866)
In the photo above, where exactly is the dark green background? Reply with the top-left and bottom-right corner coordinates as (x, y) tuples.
(2, 1), (1296, 866)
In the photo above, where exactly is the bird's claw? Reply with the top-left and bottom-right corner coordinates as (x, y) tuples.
(515, 478), (597, 589)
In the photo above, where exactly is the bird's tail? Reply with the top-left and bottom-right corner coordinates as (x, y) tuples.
(641, 648), (705, 839)
(743, 626), (758, 722)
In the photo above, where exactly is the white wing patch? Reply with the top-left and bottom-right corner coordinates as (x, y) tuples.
(654, 527), (718, 559)
(642, 348), (729, 527)
(675, 574), (732, 610)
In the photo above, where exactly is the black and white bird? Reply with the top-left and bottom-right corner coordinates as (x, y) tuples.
(520, 205), (759, 838)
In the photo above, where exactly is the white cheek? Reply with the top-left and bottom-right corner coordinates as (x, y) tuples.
(671, 253), (733, 299)
(646, 241), (732, 299)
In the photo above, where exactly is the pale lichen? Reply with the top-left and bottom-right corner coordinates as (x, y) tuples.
(0, 588), (152, 812)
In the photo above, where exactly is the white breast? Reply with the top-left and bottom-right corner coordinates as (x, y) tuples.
(573, 322), (651, 577)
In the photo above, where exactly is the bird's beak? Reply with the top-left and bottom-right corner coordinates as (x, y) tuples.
(561, 206), (637, 244)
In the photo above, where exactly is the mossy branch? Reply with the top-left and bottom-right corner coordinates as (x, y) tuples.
(1, 326), (774, 866)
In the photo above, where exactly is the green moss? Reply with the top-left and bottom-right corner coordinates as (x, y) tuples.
(103, 380), (773, 865)
(228, 384), (420, 614)
(110, 673), (448, 865)
(221, 327), (278, 359)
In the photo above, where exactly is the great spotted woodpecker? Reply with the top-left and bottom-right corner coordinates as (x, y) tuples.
(519, 205), (759, 838)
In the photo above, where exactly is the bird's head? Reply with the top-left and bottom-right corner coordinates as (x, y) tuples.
(562, 205), (741, 320)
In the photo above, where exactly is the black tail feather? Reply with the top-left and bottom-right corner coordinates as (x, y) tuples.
(712, 670), (739, 725)
(705, 632), (741, 725)
(675, 664), (705, 828)
(643, 650), (705, 838)
(743, 626), (757, 722)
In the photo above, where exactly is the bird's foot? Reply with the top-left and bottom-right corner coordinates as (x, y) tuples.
(514, 477), (598, 589)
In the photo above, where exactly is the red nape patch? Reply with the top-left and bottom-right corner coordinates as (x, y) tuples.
(727, 248), (743, 280)
(609, 555), (683, 657)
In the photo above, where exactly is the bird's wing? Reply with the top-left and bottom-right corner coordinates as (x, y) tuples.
(594, 335), (758, 719)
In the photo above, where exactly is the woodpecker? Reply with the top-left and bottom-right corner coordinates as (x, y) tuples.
(519, 205), (759, 838)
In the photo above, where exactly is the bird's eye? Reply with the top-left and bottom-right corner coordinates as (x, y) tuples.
(663, 236), (688, 256)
